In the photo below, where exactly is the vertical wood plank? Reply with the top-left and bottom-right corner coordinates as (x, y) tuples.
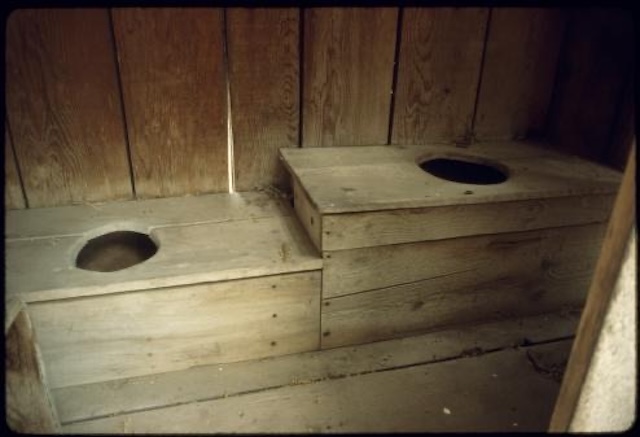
(547, 8), (634, 164)
(113, 8), (228, 198)
(475, 8), (566, 140)
(227, 8), (299, 191)
(6, 310), (60, 433)
(391, 8), (488, 144)
(5, 122), (26, 209)
(5, 9), (132, 207)
(302, 8), (398, 147)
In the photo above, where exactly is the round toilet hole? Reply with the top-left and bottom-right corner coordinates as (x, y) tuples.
(418, 157), (508, 185)
(76, 231), (158, 272)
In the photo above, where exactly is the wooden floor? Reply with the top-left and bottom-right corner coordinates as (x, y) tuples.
(56, 311), (578, 433)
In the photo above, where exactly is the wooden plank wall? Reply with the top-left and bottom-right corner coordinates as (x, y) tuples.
(4, 7), (634, 209)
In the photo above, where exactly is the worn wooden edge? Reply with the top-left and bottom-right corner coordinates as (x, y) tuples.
(549, 145), (636, 432)
(29, 270), (321, 389)
(292, 176), (322, 252)
(5, 296), (25, 334)
(322, 193), (616, 251)
(281, 143), (622, 215)
(5, 191), (291, 241)
(53, 311), (578, 425)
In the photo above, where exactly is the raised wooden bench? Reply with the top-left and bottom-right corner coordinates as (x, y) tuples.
(280, 141), (622, 349)
(5, 192), (323, 390)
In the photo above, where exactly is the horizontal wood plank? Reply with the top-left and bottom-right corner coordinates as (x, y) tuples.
(62, 341), (571, 433)
(323, 223), (606, 299)
(29, 271), (320, 389)
(54, 312), (578, 424)
(280, 142), (622, 214)
(6, 192), (290, 240)
(322, 240), (595, 347)
(322, 194), (614, 251)
(7, 212), (322, 303)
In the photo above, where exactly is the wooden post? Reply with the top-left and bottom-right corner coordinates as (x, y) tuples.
(548, 142), (636, 431)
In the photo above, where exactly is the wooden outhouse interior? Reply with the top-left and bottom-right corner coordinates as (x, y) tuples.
(4, 7), (635, 433)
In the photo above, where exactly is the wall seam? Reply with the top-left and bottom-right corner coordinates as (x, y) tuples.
(108, 8), (137, 199)
(5, 119), (30, 208)
(222, 8), (235, 193)
(387, 7), (404, 146)
(468, 7), (493, 146)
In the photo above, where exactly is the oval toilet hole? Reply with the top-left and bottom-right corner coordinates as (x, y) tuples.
(76, 231), (158, 272)
(418, 157), (508, 185)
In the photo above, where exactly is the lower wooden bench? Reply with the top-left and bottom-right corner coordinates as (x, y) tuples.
(5, 192), (323, 391)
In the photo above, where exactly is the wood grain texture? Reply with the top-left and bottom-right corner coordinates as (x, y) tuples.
(475, 8), (566, 140)
(280, 142), (622, 214)
(4, 121), (26, 209)
(28, 271), (320, 389)
(5, 9), (132, 207)
(323, 223), (606, 299)
(392, 8), (488, 144)
(292, 177), (322, 252)
(227, 8), (299, 191)
(549, 145), (635, 432)
(6, 191), (288, 240)
(322, 230), (594, 348)
(548, 9), (634, 164)
(6, 310), (60, 433)
(62, 342), (569, 433)
(321, 194), (615, 251)
(54, 312), (578, 425)
(302, 8), (398, 146)
(7, 214), (322, 303)
(112, 8), (227, 197)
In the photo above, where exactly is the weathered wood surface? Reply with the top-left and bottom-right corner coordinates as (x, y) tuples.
(292, 178), (322, 252)
(322, 234), (594, 348)
(550, 145), (635, 432)
(5, 9), (132, 207)
(323, 223), (606, 299)
(227, 8), (300, 191)
(62, 340), (572, 433)
(302, 8), (398, 146)
(475, 8), (566, 139)
(280, 142), (622, 215)
(54, 312), (578, 424)
(6, 310), (60, 433)
(548, 9), (634, 164)
(321, 194), (614, 251)
(29, 271), (320, 389)
(392, 8), (488, 144)
(5, 193), (322, 303)
(6, 191), (288, 240)
(113, 8), (228, 197)
(4, 121), (26, 209)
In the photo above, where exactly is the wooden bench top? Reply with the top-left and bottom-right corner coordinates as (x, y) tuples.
(280, 141), (622, 214)
(5, 192), (322, 303)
